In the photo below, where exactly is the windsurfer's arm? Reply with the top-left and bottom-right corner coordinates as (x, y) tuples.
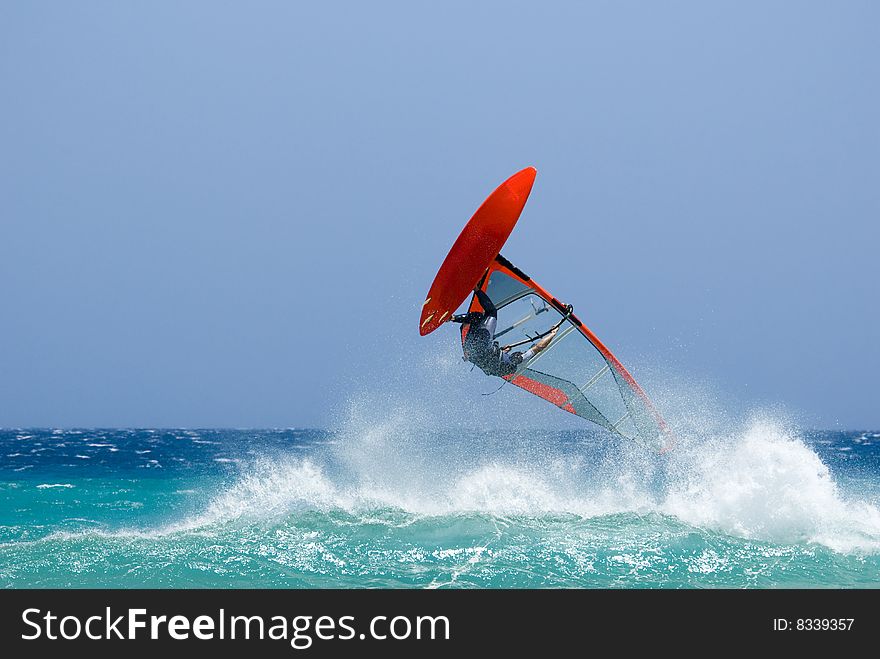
(532, 326), (558, 354)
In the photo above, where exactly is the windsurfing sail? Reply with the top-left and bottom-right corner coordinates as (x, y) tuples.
(463, 254), (672, 452)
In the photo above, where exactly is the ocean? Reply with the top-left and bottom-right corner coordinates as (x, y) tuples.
(1, 423), (879, 588)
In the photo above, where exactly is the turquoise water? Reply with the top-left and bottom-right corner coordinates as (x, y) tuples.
(2, 425), (879, 588)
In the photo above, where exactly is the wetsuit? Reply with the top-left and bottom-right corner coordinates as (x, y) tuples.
(451, 289), (536, 377)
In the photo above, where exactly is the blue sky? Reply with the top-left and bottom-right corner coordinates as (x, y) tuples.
(1, 2), (877, 428)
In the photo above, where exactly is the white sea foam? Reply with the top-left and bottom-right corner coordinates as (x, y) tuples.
(37, 383), (878, 557)
(662, 418), (880, 553)
(170, 411), (880, 554)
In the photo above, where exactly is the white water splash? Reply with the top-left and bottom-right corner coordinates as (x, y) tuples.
(175, 410), (880, 554)
(662, 418), (880, 553)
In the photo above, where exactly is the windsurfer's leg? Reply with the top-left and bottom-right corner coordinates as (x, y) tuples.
(471, 287), (498, 337)
(482, 315), (497, 337)
(473, 288), (497, 318)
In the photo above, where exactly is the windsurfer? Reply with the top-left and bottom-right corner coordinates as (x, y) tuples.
(451, 288), (557, 377)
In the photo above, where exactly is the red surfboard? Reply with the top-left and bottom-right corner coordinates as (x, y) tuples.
(420, 167), (537, 336)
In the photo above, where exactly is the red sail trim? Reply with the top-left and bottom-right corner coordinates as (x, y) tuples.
(505, 373), (578, 415)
